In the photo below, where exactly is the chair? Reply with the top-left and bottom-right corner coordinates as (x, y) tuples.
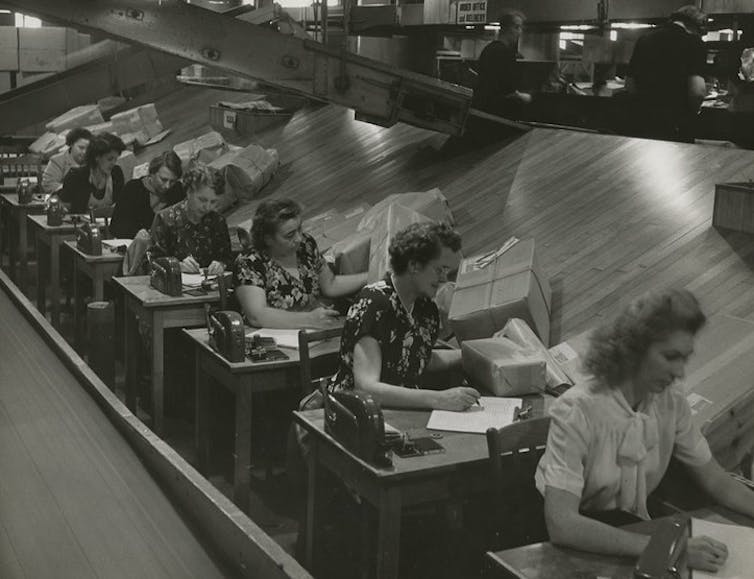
(297, 326), (343, 395)
(485, 417), (551, 549)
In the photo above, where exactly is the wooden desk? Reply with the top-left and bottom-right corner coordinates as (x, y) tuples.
(62, 240), (124, 349)
(486, 507), (753, 579)
(185, 327), (340, 513)
(0, 193), (45, 286)
(294, 401), (549, 579)
(28, 213), (79, 328)
(114, 276), (220, 435)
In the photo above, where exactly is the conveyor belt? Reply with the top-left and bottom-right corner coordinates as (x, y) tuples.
(0, 283), (232, 578)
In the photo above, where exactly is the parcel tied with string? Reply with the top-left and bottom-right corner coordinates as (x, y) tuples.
(461, 336), (547, 396)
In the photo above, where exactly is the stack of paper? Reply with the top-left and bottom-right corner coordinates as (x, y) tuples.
(182, 273), (217, 288)
(426, 397), (522, 434)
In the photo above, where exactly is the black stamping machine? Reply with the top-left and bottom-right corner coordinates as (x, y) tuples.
(16, 178), (34, 205)
(634, 516), (690, 579)
(205, 306), (246, 363)
(149, 257), (182, 296)
(76, 218), (103, 256)
(46, 194), (65, 226)
(323, 386), (393, 467)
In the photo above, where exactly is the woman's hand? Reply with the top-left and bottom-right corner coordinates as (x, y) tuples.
(686, 536), (728, 572)
(207, 260), (225, 275)
(180, 255), (200, 273)
(307, 306), (341, 329)
(432, 387), (481, 411)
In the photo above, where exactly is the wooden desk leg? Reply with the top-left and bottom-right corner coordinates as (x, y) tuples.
(18, 209), (27, 289)
(195, 351), (211, 474)
(36, 233), (46, 316)
(305, 442), (326, 573)
(72, 256), (81, 351)
(49, 237), (61, 328)
(233, 384), (252, 512)
(124, 299), (139, 412)
(93, 269), (105, 301)
(151, 310), (165, 435)
(375, 487), (402, 579)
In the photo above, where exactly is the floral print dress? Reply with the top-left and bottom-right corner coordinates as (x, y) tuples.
(233, 233), (325, 311)
(330, 275), (439, 391)
(149, 199), (232, 267)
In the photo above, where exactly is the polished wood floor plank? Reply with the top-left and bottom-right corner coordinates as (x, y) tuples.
(141, 88), (754, 343)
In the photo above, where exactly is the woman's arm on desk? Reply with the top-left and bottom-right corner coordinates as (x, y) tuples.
(688, 458), (754, 519)
(352, 337), (478, 410)
(544, 487), (651, 556)
(235, 285), (340, 329)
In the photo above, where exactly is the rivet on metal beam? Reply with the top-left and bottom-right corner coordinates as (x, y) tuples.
(125, 8), (144, 21)
(201, 48), (221, 61)
(281, 55), (300, 69)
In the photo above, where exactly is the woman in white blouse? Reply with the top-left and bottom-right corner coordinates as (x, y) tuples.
(536, 289), (754, 573)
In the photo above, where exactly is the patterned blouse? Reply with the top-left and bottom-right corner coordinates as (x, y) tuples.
(149, 199), (232, 267)
(233, 233), (325, 311)
(330, 275), (439, 391)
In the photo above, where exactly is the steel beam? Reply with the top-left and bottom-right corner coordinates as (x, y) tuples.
(9, 0), (472, 135)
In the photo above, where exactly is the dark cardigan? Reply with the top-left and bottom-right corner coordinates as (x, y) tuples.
(60, 165), (125, 214)
(110, 178), (185, 238)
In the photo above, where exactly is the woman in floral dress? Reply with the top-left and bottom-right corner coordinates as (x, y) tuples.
(234, 199), (368, 329)
(330, 222), (480, 411)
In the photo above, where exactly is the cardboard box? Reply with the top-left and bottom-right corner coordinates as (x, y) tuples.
(132, 161), (150, 180)
(18, 27), (73, 72)
(713, 182), (754, 234)
(500, 318), (574, 388)
(358, 188), (454, 232)
(173, 131), (227, 169)
(29, 132), (66, 157)
(0, 27), (18, 71)
(84, 121), (114, 135)
(547, 329), (593, 386)
(462, 337), (547, 396)
(136, 103), (164, 138)
(110, 107), (144, 136)
(45, 104), (104, 133)
(449, 238), (552, 345)
(330, 233), (372, 274)
(303, 203), (371, 254)
(210, 143), (279, 200)
(365, 202), (432, 283)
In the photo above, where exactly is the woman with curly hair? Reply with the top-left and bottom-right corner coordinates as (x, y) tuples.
(149, 161), (231, 274)
(329, 221), (479, 411)
(536, 288), (754, 573)
(234, 198), (368, 328)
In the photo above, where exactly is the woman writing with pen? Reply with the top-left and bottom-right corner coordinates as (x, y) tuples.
(328, 222), (479, 411)
(149, 161), (232, 274)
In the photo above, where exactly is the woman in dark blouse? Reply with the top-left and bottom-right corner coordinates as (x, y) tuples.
(110, 151), (184, 239)
(60, 133), (125, 214)
(149, 161), (232, 274)
(330, 222), (479, 411)
(234, 199), (367, 329)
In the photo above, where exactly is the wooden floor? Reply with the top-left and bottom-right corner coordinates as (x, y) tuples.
(143, 85), (754, 343)
(0, 284), (232, 579)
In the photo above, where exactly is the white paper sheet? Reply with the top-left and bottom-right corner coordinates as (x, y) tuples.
(426, 397), (522, 434)
(102, 238), (133, 250)
(182, 273), (217, 288)
(693, 518), (754, 579)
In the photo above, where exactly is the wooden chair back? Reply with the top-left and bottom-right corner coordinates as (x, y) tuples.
(298, 327), (343, 395)
(485, 417), (551, 549)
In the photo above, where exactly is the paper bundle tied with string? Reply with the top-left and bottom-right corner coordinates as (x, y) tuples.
(449, 237), (552, 345)
(497, 318), (575, 389)
(461, 336), (547, 396)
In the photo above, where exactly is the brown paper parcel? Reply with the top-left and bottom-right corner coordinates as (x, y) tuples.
(449, 238), (552, 345)
(462, 336), (547, 396)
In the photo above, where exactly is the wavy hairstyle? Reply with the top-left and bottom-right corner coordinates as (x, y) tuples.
(181, 161), (224, 196)
(85, 132), (125, 168)
(250, 198), (302, 250)
(583, 288), (706, 388)
(388, 222), (461, 275)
